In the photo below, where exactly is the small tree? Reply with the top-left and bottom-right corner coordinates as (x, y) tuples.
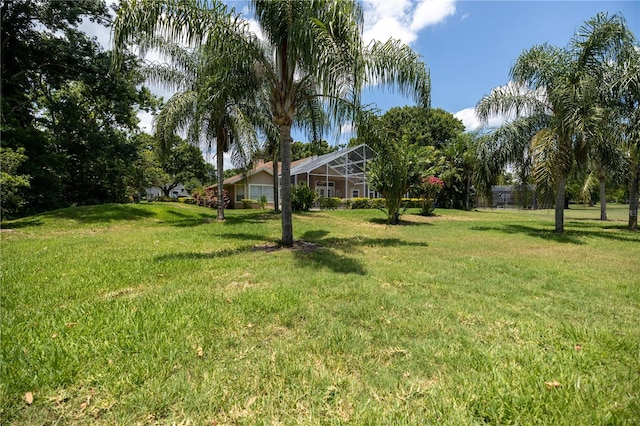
(291, 183), (318, 212)
(368, 141), (421, 224)
(416, 176), (444, 216)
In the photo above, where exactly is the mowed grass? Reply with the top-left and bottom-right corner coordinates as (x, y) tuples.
(1, 202), (638, 424)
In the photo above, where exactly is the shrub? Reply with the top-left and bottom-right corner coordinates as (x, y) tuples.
(350, 198), (371, 209)
(154, 196), (178, 202)
(291, 183), (318, 211)
(260, 194), (268, 209)
(401, 198), (421, 209)
(318, 197), (341, 210)
(191, 187), (230, 209)
(241, 199), (257, 209)
(416, 176), (444, 216)
(369, 198), (387, 210)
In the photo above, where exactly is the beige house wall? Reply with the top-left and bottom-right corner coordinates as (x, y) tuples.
(224, 169), (274, 209)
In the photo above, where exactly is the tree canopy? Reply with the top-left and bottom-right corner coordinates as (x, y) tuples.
(1, 0), (157, 217)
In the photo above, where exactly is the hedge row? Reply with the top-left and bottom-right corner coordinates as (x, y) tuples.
(318, 197), (422, 210)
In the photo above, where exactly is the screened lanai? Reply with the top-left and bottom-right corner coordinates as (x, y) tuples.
(290, 144), (376, 199)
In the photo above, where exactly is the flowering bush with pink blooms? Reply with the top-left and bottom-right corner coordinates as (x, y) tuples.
(191, 187), (230, 209)
(417, 176), (444, 216)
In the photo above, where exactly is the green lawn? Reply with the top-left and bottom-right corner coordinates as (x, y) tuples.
(1, 203), (638, 424)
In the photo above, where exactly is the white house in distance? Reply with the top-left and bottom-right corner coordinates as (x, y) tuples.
(146, 184), (189, 200)
(222, 144), (376, 208)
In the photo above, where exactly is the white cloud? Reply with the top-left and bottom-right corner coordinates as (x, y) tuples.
(363, 0), (456, 45)
(454, 107), (507, 132)
(410, 0), (456, 31)
(245, 18), (265, 41)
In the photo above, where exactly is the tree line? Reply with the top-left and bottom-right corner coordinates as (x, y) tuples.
(0, 0), (215, 219)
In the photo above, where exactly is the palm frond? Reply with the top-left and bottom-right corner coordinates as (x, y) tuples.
(476, 82), (549, 124)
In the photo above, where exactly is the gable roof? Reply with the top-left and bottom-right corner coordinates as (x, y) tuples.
(222, 162), (274, 186)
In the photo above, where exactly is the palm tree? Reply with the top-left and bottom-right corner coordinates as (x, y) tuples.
(614, 43), (640, 231)
(113, 0), (431, 247)
(579, 109), (626, 221)
(476, 13), (631, 233)
(145, 39), (266, 221)
(248, 0), (430, 246)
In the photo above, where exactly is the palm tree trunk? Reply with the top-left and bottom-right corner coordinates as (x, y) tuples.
(555, 176), (566, 233)
(599, 175), (607, 221)
(465, 174), (471, 211)
(216, 129), (225, 221)
(279, 124), (293, 246)
(272, 150), (280, 213)
(629, 170), (639, 231)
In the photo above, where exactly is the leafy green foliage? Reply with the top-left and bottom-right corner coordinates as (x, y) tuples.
(155, 134), (210, 197)
(291, 183), (318, 211)
(317, 197), (341, 210)
(378, 106), (464, 148)
(362, 113), (424, 224)
(437, 132), (480, 211)
(0, 147), (31, 220)
(191, 187), (230, 209)
(368, 143), (421, 224)
(1, 0), (157, 216)
(290, 140), (338, 162)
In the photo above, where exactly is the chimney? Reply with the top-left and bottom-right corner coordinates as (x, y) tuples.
(256, 157), (265, 168)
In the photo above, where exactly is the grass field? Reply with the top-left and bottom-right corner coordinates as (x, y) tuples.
(1, 203), (639, 424)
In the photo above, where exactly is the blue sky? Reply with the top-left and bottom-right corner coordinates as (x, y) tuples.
(354, 0), (639, 131)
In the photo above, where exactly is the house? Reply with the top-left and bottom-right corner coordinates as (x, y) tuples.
(476, 184), (538, 209)
(146, 184), (188, 200)
(222, 144), (377, 208)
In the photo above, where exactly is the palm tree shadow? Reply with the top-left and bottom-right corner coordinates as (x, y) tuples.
(155, 245), (255, 262)
(471, 223), (638, 244)
(221, 211), (280, 225)
(368, 216), (435, 226)
(292, 229), (429, 275)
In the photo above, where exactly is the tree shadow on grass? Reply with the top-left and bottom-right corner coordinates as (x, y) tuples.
(367, 216), (435, 226)
(155, 245), (256, 262)
(291, 229), (429, 275)
(301, 229), (429, 249)
(471, 223), (638, 244)
(158, 209), (217, 227)
(2, 204), (156, 228)
(221, 211), (281, 226)
(152, 229), (428, 276)
(2, 218), (43, 229)
(292, 246), (367, 275)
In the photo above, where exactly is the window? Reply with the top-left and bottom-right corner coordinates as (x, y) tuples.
(352, 189), (360, 198)
(235, 184), (245, 202)
(249, 184), (274, 203)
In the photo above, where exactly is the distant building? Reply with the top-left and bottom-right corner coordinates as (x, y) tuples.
(146, 184), (188, 200)
(477, 185), (538, 209)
